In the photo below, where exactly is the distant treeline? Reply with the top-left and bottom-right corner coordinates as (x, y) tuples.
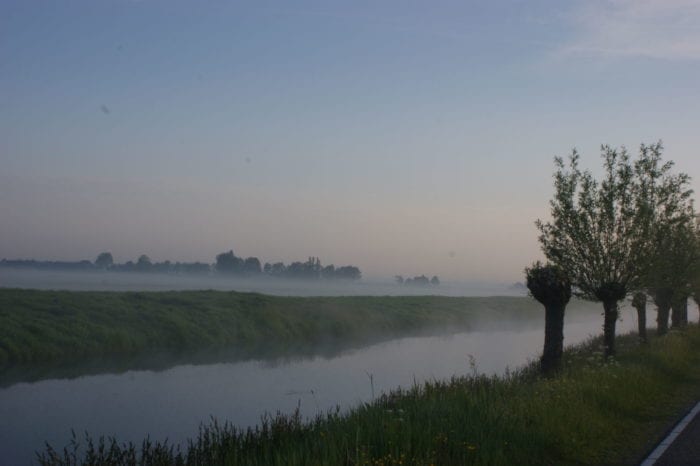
(395, 274), (440, 286)
(0, 250), (362, 281)
(215, 252), (361, 280)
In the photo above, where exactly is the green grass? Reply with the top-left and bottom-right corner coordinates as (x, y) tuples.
(0, 288), (549, 370)
(38, 325), (700, 465)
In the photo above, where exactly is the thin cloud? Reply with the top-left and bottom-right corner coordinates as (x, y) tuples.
(561, 0), (700, 60)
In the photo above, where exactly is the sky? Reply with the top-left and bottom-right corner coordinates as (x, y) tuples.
(1, 0), (700, 282)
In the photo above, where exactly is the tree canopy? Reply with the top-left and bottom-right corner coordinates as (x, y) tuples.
(535, 143), (695, 356)
(536, 146), (645, 303)
(94, 252), (114, 269)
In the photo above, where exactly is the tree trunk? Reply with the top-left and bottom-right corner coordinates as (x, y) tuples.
(654, 288), (673, 336)
(636, 306), (647, 342)
(671, 305), (680, 328)
(541, 303), (565, 375)
(632, 293), (647, 343)
(602, 300), (618, 358)
(678, 298), (688, 326)
(671, 298), (684, 328)
(657, 304), (670, 335)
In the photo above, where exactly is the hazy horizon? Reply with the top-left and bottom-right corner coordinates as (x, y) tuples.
(3, 0), (700, 283)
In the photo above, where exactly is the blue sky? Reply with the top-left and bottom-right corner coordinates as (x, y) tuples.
(2, 0), (700, 281)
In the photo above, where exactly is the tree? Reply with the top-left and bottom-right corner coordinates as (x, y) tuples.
(322, 265), (336, 279)
(152, 260), (172, 273)
(653, 288), (673, 335)
(633, 142), (696, 334)
(335, 266), (361, 280)
(243, 257), (262, 275)
(631, 292), (647, 343)
(537, 146), (647, 358)
(648, 222), (698, 332)
(136, 254), (152, 271)
(694, 226), (700, 321)
(667, 223), (698, 328)
(216, 250), (243, 274)
(430, 275), (440, 286)
(286, 261), (305, 278)
(94, 252), (113, 269)
(175, 262), (210, 275)
(694, 276), (700, 323)
(269, 262), (286, 276)
(402, 275), (429, 286)
(305, 257), (322, 279)
(525, 262), (571, 375)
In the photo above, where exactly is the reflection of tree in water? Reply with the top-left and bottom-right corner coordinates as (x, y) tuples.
(0, 325), (477, 388)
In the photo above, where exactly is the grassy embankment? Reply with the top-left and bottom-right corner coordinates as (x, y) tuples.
(38, 325), (700, 465)
(0, 288), (545, 370)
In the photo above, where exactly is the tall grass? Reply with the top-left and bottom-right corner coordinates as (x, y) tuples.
(38, 326), (700, 466)
(0, 289), (545, 369)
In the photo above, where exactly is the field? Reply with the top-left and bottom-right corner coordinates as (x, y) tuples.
(0, 288), (547, 369)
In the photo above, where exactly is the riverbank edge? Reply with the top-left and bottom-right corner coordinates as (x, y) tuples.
(0, 288), (545, 371)
(37, 325), (700, 466)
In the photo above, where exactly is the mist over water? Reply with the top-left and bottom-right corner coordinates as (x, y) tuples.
(2, 270), (698, 465)
(0, 269), (520, 297)
(1, 300), (697, 465)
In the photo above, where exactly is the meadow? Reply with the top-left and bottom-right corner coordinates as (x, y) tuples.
(0, 288), (544, 369)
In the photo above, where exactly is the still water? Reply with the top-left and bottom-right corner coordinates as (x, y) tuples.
(1, 305), (697, 464)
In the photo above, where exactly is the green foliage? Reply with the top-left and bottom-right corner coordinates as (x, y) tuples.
(37, 326), (700, 466)
(634, 142), (697, 301)
(536, 141), (696, 302)
(661, 222), (699, 302)
(536, 146), (643, 301)
(536, 142), (697, 355)
(524, 262), (571, 307)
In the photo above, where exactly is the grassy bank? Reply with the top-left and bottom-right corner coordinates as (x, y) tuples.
(39, 325), (700, 465)
(0, 288), (546, 369)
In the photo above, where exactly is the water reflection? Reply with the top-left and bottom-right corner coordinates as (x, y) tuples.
(0, 304), (697, 465)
